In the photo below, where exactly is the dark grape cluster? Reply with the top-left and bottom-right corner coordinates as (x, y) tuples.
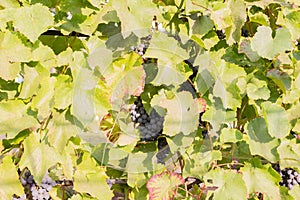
(130, 35), (152, 56)
(216, 30), (226, 40)
(130, 97), (164, 141)
(13, 170), (56, 200)
(241, 28), (250, 37)
(156, 137), (170, 164)
(278, 168), (300, 190)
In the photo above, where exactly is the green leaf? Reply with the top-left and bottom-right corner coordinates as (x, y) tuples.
(72, 68), (98, 126)
(277, 139), (300, 169)
(251, 26), (293, 59)
(183, 147), (222, 177)
(74, 153), (113, 199)
(204, 168), (247, 200)
(262, 102), (290, 139)
(144, 32), (189, 67)
(111, 0), (161, 37)
(249, 12), (269, 26)
(282, 11), (300, 41)
(47, 111), (78, 153)
(19, 64), (48, 99)
(0, 32), (31, 80)
(245, 118), (279, 162)
(227, 0), (247, 44)
(246, 73), (270, 100)
(19, 133), (60, 184)
(202, 105), (236, 132)
(54, 75), (74, 110)
(0, 156), (24, 199)
(111, 66), (145, 110)
(0, 100), (37, 139)
(126, 152), (155, 174)
(239, 39), (260, 62)
(13, 4), (54, 42)
(86, 36), (113, 73)
(31, 77), (55, 120)
(240, 161), (281, 200)
(151, 91), (199, 136)
(192, 15), (214, 36)
(289, 185), (300, 200)
(146, 171), (184, 200)
(195, 68), (215, 95)
(220, 128), (243, 143)
(266, 69), (291, 93)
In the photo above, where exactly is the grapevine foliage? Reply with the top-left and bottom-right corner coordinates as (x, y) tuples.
(0, 0), (300, 200)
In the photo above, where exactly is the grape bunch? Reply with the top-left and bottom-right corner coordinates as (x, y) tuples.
(13, 170), (56, 200)
(216, 30), (226, 40)
(278, 168), (300, 190)
(130, 97), (164, 141)
(130, 35), (152, 57)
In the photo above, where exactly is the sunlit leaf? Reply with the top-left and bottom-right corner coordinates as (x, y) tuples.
(0, 156), (24, 199)
(19, 133), (60, 184)
(74, 153), (113, 199)
(204, 168), (247, 200)
(262, 102), (290, 139)
(146, 171), (184, 200)
(251, 26), (293, 59)
(0, 100), (37, 139)
(13, 4), (54, 42)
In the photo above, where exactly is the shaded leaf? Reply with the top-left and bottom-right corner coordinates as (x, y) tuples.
(245, 118), (279, 162)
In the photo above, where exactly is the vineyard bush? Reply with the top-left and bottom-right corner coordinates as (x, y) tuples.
(0, 0), (300, 199)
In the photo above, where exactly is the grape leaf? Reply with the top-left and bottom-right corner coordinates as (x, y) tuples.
(19, 133), (60, 184)
(0, 156), (24, 199)
(251, 26), (293, 59)
(0, 100), (37, 139)
(151, 91), (199, 136)
(0, 32), (31, 80)
(277, 139), (300, 169)
(111, 66), (145, 110)
(240, 161), (281, 200)
(220, 128), (243, 143)
(72, 68), (98, 126)
(266, 69), (291, 93)
(227, 0), (247, 45)
(47, 111), (78, 153)
(204, 168), (247, 200)
(192, 15), (214, 36)
(245, 117), (279, 162)
(54, 75), (74, 110)
(12, 4), (54, 42)
(19, 64), (48, 99)
(111, 0), (161, 37)
(239, 39), (260, 62)
(144, 32), (189, 66)
(31, 76), (55, 120)
(86, 36), (113, 72)
(262, 102), (290, 139)
(74, 153), (113, 199)
(146, 171), (184, 200)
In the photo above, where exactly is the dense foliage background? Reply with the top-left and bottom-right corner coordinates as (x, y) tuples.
(0, 0), (300, 199)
